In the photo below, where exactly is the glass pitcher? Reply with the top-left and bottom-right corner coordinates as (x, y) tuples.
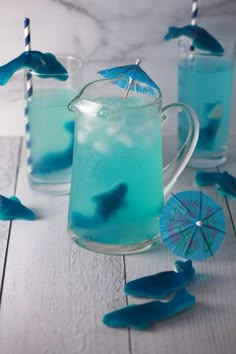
(67, 78), (199, 255)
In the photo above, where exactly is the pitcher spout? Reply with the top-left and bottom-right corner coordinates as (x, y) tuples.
(68, 93), (81, 112)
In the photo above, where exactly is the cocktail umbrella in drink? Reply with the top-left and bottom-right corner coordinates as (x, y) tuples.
(98, 59), (159, 100)
(160, 190), (225, 260)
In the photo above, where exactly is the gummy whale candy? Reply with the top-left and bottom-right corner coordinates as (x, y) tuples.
(103, 288), (196, 330)
(0, 51), (68, 85)
(164, 25), (224, 54)
(0, 195), (35, 221)
(124, 260), (195, 299)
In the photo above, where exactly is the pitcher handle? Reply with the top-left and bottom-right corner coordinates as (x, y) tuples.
(162, 103), (199, 196)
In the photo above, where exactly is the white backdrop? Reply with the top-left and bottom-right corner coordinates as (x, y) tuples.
(0, 0), (235, 135)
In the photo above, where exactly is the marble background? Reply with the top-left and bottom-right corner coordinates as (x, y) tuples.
(0, 0), (236, 135)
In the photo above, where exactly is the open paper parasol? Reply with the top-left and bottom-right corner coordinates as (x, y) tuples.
(160, 190), (225, 260)
(98, 59), (159, 100)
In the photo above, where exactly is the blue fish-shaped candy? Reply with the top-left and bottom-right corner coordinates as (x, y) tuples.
(32, 120), (74, 174)
(195, 170), (236, 199)
(164, 25), (224, 54)
(197, 102), (222, 148)
(92, 182), (127, 220)
(0, 195), (35, 221)
(0, 51), (68, 85)
(71, 182), (128, 229)
(103, 288), (196, 330)
(124, 260), (195, 299)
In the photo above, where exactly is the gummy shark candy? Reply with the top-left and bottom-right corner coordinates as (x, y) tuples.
(0, 51), (68, 85)
(71, 182), (128, 228)
(32, 120), (74, 174)
(103, 288), (196, 330)
(92, 182), (127, 220)
(164, 25), (224, 54)
(195, 170), (236, 199)
(197, 102), (222, 149)
(124, 260), (195, 299)
(0, 195), (35, 221)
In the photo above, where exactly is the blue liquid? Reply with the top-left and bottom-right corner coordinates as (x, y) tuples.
(27, 88), (77, 182)
(178, 56), (233, 154)
(68, 97), (163, 246)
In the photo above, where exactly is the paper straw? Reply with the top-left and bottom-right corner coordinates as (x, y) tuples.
(190, 0), (199, 52)
(191, 0), (199, 26)
(24, 17), (33, 173)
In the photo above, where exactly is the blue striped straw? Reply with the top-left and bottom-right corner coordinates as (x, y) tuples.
(24, 17), (33, 173)
(190, 0), (199, 52)
(191, 0), (199, 26)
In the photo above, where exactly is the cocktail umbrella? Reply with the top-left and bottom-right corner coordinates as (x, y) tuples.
(160, 191), (225, 260)
(98, 58), (159, 99)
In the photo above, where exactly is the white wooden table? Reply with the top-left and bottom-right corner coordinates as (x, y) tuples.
(0, 136), (236, 354)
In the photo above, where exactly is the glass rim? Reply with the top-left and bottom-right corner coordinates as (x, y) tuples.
(70, 77), (162, 110)
(27, 54), (83, 77)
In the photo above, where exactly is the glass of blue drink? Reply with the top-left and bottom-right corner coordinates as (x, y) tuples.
(178, 40), (235, 168)
(67, 77), (199, 255)
(24, 56), (83, 194)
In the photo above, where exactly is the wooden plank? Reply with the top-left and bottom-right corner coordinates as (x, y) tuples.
(0, 137), (21, 294)
(125, 164), (236, 354)
(0, 144), (130, 354)
(219, 133), (236, 239)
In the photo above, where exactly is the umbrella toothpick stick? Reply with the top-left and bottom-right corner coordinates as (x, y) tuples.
(123, 58), (141, 102)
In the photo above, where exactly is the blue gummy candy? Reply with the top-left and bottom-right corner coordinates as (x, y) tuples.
(71, 182), (128, 229)
(124, 260), (195, 299)
(164, 25), (224, 54)
(0, 51), (68, 85)
(0, 195), (35, 221)
(32, 120), (74, 174)
(195, 171), (236, 199)
(196, 102), (222, 149)
(92, 182), (128, 220)
(103, 288), (196, 330)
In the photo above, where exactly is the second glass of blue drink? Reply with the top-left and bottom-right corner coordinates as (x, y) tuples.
(24, 55), (83, 194)
(67, 77), (199, 255)
(178, 40), (235, 168)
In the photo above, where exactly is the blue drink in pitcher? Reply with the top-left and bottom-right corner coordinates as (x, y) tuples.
(67, 77), (199, 255)
(68, 96), (164, 251)
(178, 40), (234, 168)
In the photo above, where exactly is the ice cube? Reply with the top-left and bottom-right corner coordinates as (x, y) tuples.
(133, 119), (154, 135)
(117, 133), (134, 147)
(94, 140), (109, 154)
(83, 120), (98, 132)
(77, 130), (88, 144)
(77, 100), (102, 117)
(106, 121), (121, 136)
